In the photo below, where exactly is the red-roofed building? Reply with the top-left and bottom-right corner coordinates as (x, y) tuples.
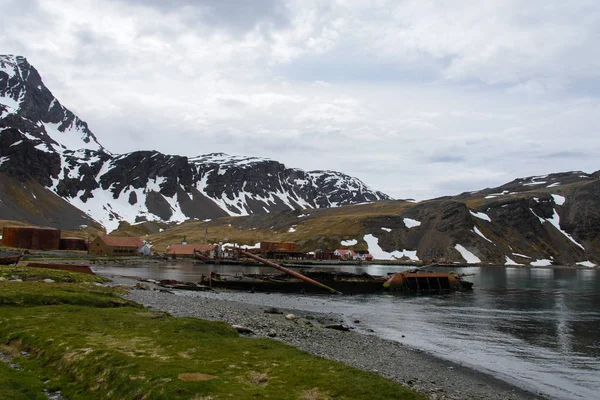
(89, 236), (144, 256)
(166, 243), (217, 259)
(334, 249), (359, 260)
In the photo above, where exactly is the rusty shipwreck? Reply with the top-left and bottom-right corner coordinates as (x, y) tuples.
(177, 250), (474, 294)
(383, 270), (473, 293)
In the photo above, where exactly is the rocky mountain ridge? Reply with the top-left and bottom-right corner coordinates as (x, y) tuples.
(387, 171), (600, 265)
(0, 54), (390, 231)
(146, 170), (600, 266)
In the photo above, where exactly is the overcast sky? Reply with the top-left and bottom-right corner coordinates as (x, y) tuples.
(2, 0), (600, 200)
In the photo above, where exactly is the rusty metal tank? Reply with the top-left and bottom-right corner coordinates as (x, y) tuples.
(1, 226), (61, 250)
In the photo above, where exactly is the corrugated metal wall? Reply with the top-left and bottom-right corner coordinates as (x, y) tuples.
(1, 226), (61, 250)
(59, 238), (88, 251)
(260, 241), (297, 252)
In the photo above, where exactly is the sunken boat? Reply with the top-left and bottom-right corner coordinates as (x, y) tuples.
(187, 250), (474, 294)
(0, 251), (22, 265)
(383, 270), (473, 293)
(199, 270), (473, 294)
(201, 270), (388, 294)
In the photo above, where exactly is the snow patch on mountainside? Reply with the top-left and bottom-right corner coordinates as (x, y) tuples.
(363, 234), (419, 261)
(512, 252), (531, 259)
(44, 121), (99, 152)
(0, 94), (20, 111)
(537, 209), (584, 250)
(403, 218), (421, 228)
(530, 208), (546, 224)
(473, 226), (493, 243)
(551, 194), (566, 206)
(454, 244), (481, 264)
(531, 259), (553, 266)
(576, 261), (596, 268)
(470, 210), (491, 222)
(505, 256), (524, 266)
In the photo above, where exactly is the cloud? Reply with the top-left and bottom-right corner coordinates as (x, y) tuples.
(540, 151), (589, 159)
(428, 155), (467, 164)
(1, 0), (600, 201)
(113, 0), (291, 33)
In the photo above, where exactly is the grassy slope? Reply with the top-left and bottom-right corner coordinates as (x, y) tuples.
(143, 200), (415, 253)
(0, 266), (424, 400)
(0, 360), (46, 400)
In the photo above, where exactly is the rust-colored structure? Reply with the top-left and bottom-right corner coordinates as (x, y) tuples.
(315, 249), (335, 260)
(59, 237), (88, 251)
(383, 271), (473, 292)
(257, 241), (304, 260)
(167, 243), (217, 259)
(24, 262), (94, 275)
(1, 226), (61, 250)
(260, 242), (297, 252)
(89, 236), (144, 256)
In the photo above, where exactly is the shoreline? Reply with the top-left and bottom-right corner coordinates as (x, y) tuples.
(12, 251), (598, 271)
(103, 273), (545, 400)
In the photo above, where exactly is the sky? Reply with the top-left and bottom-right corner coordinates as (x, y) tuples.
(1, 0), (600, 200)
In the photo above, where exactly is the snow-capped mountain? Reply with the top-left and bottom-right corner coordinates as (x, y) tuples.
(0, 55), (390, 231)
(0, 55), (103, 152)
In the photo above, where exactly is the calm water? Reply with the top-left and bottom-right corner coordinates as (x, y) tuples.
(95, 263), (600, 399)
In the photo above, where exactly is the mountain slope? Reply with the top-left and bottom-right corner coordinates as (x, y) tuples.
(0, 54), (390, 231)
(142, 171), (600, 266)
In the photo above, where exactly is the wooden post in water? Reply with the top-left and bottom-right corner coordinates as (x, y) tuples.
(237, 249), (341, 294)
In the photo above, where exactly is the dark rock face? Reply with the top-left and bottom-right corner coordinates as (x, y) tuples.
(0, 125), (61, 186)
(0, 55), (102, 151)
(0, 172), (99, 230)
(355, 176), (600, 265)
(383, 177), (600, 264)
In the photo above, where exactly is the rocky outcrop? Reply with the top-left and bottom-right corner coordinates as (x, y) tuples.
(0, 55), (102, 151)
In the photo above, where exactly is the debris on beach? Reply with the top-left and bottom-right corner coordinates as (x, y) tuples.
(232, 325), (255, 335)
(325, 324), (353, 331)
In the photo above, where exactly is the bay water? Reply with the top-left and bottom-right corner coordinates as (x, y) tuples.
(95, 262), (600, 399)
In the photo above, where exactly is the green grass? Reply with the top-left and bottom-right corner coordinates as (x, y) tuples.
(0, 282), (138, 308)
(0, 268), (425, 399)
(0, 357), (46, 400)
(0, 266), (109, 283)
(142, 200), (416, 253)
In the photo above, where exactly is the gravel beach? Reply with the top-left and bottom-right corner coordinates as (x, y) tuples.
(100, 273), (546, 400)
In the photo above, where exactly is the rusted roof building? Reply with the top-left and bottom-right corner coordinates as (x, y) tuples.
(334, 249), (359, 260)
(1, 226), (60, 250)
(314, 249), (336, 260)
(89, 236), (144, 256)
(257, 241), (305, 260)
(166, 243), (217, 258)
(260, 242), (297, 252)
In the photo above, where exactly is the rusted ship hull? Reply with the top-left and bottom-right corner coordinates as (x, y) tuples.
(201, 271), (387, 294)
(383, 271), (473, 293)
(0, 252), (21, 265)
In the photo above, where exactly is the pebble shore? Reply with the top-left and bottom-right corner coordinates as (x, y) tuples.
(103, 274), (545, 400)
